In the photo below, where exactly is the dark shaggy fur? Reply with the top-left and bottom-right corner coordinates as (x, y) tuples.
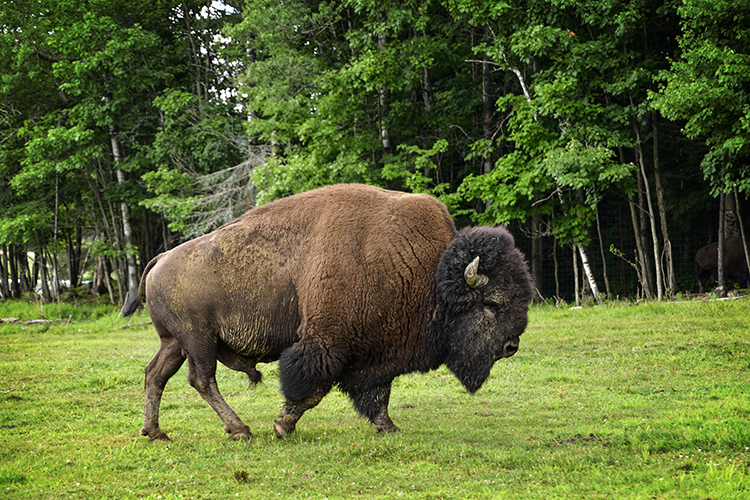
(121, 184), (533, 441)
(436, 226), (534, 393)
(436, 226), (528, 313)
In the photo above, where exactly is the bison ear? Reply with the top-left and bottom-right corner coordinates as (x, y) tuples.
(464, 256), (489, 289)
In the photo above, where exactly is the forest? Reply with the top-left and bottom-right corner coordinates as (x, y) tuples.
(1, 0), (750, 305)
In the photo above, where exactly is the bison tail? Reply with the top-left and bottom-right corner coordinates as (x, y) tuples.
(119, 289), (141, 318)
(119, 253), (165, 318)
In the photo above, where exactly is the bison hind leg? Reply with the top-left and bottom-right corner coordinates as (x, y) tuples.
(217, 342), (262, 387)
(185, 355), (254, 440)
(142, 330), (187, 442)
(247, 370), (262, 386)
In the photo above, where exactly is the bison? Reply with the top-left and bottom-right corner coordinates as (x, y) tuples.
(121, 184), (533, 441)
(694, 237), (750, 293)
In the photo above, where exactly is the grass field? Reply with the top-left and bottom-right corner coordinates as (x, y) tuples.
(1, 296), (749, 499)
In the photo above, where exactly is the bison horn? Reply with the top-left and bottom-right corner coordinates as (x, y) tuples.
(464, 256), (489, 289)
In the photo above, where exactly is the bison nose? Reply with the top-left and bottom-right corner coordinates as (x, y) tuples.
(503, 339), (520, 358)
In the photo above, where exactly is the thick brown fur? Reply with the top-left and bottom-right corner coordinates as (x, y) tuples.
(694, 237), (750, 293)
(123, 184), (532, 439)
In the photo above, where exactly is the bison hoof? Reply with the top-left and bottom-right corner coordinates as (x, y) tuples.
(375, 423), (400, 434)
(273, 419), (295, 438)
(225, 424), (253, 440)
(141, 427), (171, 442)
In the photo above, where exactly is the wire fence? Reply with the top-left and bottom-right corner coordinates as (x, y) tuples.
(509, 199), (733, 303)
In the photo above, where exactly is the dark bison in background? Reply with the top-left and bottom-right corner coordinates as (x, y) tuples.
(694, 237), (750, 293)
(121, 184), (533, 441)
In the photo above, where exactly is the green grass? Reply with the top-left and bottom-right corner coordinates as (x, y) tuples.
(1, 297), (750, 499)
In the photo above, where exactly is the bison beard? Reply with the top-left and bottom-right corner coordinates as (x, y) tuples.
(122, 184), (532, 441)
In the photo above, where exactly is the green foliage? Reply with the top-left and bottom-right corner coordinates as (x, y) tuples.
(13, 124), (103, 195)
(382, 140), (450, 193)
(251, 152), (377, 206)
(0, 201), (52, 245)
(459, 150), (548, 225)
(652, 0), (750, 194)
(449, 0), (658, 245)
(232, 0), (481, 205)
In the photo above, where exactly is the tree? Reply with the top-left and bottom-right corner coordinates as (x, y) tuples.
(652, 0), (750, 295)
(1, 0), (243, 302)
(231, 0), (483, 209)
(142, 1), (254, 241)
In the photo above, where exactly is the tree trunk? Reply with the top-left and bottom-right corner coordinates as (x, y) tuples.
(77, 241), (92, 289)
(572, 246), (580, 306)
(577, 245), (600, 303)
(106, 190), (126, 302)
(717, 191), (726, 296)
(93, 255), (106, 296)
(421, 61), (434, 189)
(9, 244), (20, 298)
(52, 251), (61, 300)
(91, 159), (126, 301)
(531, 214), (544, 302)
(66, 224), (83, 289)
(619, 145), (652, 300)
(379, 82), (390, 150)
(628, 194), (652, 300)
(724, 187), (740, 238)
(482, 30), (493, 211)
(110, 126), (140, 305)
(104, 257), (116, 305)
(651, 115), (676, 297)
(0, 245), (9, 300)
(35, 234), (52, 302)
(37, 247), (52, 303)
(734, 187), (750, 288)
(552, 215), (560, 301)
(422, 64), (432, 114)
(595, 208), (611, 299)
(140, 210), (153, 270)
(182, 0), (203, 105)
(633, 119), (662, 300)
(377, 32), (391, 158)
(16, 245), (32, 294)
(50, 174), (60, 300)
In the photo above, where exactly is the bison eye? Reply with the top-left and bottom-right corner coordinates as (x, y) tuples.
(484, 292), (508, 310)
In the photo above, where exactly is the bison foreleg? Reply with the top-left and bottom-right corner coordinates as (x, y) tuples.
(279, 340), (348, 401)
(273, 388), (328, 438)
(186, 356), (253, 440)
(274, 335), (348, 437)
(348, 383), (400, 434)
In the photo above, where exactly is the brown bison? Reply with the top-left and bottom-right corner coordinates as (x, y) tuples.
(121, 184), (533, 441)
(694, 237), (750, 293)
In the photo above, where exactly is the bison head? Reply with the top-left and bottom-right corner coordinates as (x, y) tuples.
(435, 226), (533, 393)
